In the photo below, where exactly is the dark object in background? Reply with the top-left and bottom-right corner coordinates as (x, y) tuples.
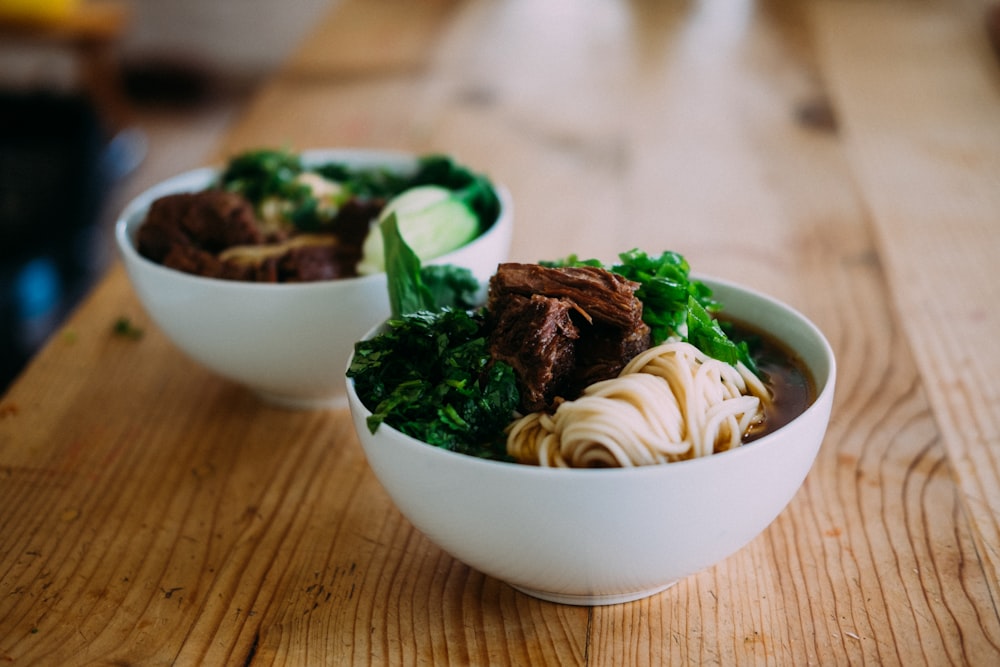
(121, 57), (214, 108)
(988, 4), (1000, 63)
(0, 90), (110, 392)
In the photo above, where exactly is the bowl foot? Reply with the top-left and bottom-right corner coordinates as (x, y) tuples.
(508, 580), (679, 606)
(253, 389), (348, 411)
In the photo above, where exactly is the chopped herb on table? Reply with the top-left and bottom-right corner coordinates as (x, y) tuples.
(112, 316), (144, 340)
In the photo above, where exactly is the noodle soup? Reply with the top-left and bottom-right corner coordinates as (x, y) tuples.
(345, 275), (836, 605)
(501, 320), (815, 468)
(350, 253), (821, 467)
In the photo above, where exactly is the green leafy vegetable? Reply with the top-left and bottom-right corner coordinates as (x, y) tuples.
(348, 309), (518, 459)
(216, 149), (501, 238)
(405, 154), (501, 230)
(420, 264), (481, 312)
(545, 249), (758, 374)
(382, 213), (435, 318)
(381, 213), (483, 317)
(218, 148), (304, 204)
(348, 211), (517, 457)
(217, 148), (331, 230)
(313, 162), (411, 197)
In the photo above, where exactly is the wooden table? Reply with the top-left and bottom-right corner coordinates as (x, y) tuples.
(3, 0), (999, 663)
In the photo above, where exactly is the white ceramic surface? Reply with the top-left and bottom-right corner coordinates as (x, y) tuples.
(116, 149), (513, 409)
(346, 277), (836, 605)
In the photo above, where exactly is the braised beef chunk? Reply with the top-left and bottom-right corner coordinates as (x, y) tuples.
(136, 190), (381, 282)
(278, 244), (360, 282)
(333, 199), (385, 247)
(572, 322), (651, 391)
(138, 190), (262, 263)
(489, 294), (580, 412)
(160, 244), (227, 278)
(487, 263), (651, 413)
(160, 243), (277, 281)
(487, 263), (647, 329)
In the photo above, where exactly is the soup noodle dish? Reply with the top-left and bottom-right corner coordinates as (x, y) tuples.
(345, 232), (836, 605)
(115, 148), (512, 408)
(349, 244), (816, 468)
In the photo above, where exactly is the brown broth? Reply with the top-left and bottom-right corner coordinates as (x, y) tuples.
(721, 317), (816, 443)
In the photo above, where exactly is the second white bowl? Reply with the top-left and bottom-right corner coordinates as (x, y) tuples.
(116, 149), (513, 409)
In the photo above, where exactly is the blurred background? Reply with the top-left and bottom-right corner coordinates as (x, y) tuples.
(0, 0), (336, 390)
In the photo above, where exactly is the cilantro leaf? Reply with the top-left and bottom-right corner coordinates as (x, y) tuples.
(349, 208), (515, 457)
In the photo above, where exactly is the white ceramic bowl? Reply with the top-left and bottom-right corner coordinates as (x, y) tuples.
(346, 277), (836, 605)
(116, 149), (513, 409)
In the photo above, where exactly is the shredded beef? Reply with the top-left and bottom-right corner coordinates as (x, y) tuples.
(489, 293), (580, 413)
(136, 190), (385, 282)
(487, 263), (651, 413)
(278, 244), (359, 282)
(332, 199), (385, 247)
(160, 244), (277, 281)
(488, 262), (647, 329)
(138, 190), (262, 263)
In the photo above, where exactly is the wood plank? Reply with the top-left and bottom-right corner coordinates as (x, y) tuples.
(281, 0), (463, 78)
(812, 0), (1000, 606)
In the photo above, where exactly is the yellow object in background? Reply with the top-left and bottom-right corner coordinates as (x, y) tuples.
(0, 0), (81, 24)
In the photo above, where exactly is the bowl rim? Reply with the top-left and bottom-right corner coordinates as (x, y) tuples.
(346, 273), (837, 479)
(114, 147), (511, 292)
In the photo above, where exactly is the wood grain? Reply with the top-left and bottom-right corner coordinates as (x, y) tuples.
(2, 0), (1000, 664)
(812, 0), (1000, 608)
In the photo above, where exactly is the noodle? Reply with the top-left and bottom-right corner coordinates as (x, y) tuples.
(506, 341), (771, 467)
